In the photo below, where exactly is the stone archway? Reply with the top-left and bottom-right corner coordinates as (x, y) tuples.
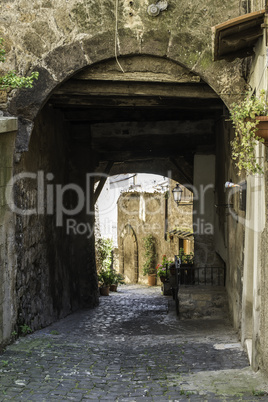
(0, 0), (249, 344)
(120, 224), (139, 284)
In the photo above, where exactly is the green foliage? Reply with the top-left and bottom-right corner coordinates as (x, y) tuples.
(230, 90), (266, 175)
(179, 248), (194, 264)
(156, 255), (173, 278)
(98, 268), (125, 287)
(0, 38), (5, 63)
(252, 389), (267, 396)
(20, 324), (32, 336)
(113, 272), (125, 285)
(0, 38), (39, 90)
(95, 238), (113, 271)
(142, 234), (156, 276)
(98, 269), (113, 287)
(50, 330), (59, 335)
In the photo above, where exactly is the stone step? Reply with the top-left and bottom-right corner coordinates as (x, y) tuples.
(178, 285), (228, 319)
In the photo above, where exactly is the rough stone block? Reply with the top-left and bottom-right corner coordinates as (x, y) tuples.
(82, 33), (115, 64)
(44, 42), (88, 81)
(141, 29), (170, 57)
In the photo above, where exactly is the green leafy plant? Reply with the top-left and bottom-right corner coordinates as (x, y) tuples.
(156, 254), (173, 278)
(95, 238), (113, 272)
(20, 324), (32, 336)
(50, 330), (59, 335)
(98, 268), (124, 287)
(252, 389), (267, 396)
(112, 272), (125, 285)
(142, 234), (156, 276)
(0, 38), (39, 90)
(98, 268), (114, 287)
(230, 90), (266, 175)
(179, 248), (194, 264)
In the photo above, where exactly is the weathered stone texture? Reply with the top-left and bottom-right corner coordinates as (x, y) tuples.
(0, 0), (245, 120)
(12, 105), (99, 333)
(118, 190), (193, 284)
(178, 286), (228, 319)
(0, 0), (253, 358)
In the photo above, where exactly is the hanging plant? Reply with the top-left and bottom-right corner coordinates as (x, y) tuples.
(230, 90), (267, 175)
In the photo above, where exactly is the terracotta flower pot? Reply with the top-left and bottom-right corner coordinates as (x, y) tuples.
(100, 286), (109, 296)
(256, 116), (268, 145)
(148, 274), (156, 286)
(110, 284), (118, 292)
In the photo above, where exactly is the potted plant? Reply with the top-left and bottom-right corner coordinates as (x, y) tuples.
(156, 264), (169, 282)
(98, 269), (113, 296)
(156, 255), (173, 282)
(142, 234), (156, 286)
(230, 89), (267, 175)
(110, 272), (125, 292)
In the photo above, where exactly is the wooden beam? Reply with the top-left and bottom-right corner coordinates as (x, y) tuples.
(53, 80), (219, 99)
(74, 71), (201, 84)
(50, 95), (223, 110)
(94, 161), (114, 204)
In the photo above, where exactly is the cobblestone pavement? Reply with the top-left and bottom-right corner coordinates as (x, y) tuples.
(0, 285), (268, 401)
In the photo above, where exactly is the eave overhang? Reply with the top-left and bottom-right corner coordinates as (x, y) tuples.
(212, 9), (265, 61)
(169, 228), (194, 241)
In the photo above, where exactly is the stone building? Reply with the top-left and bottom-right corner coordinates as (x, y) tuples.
(117, 184), (193, 284)
(0, 0), (268, 377)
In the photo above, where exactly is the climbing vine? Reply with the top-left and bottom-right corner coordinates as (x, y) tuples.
(0, 38), (39, 90)
(142, 234), (156, 276)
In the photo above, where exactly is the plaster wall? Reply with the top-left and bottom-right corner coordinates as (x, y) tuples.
(193, 154), (223, 267)
(241, 35), (268, 372)
(0, 118), (17, 344)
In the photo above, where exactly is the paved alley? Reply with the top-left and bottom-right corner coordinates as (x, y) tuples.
(0, 285), (267, 401)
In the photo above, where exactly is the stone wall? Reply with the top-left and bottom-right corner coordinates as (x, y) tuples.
(117, 189), (193, 284)
(0, 117), (17, 344)
(0, 0), (246, 135)
(12, 105), (99, 333)
(0, 0), (255, 356)
(178, 286), (228, 319)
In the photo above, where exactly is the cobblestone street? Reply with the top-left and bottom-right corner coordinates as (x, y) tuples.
(0, 285), (267, 401)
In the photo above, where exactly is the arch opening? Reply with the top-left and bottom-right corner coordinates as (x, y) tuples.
(11, 54), (229, 330)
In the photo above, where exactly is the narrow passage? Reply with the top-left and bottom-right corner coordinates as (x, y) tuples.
(0, 285), (267, 401)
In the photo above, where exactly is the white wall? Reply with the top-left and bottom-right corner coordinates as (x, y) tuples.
(96, 173), (169, 246)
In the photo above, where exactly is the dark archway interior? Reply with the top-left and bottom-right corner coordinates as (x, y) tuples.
(48, 56), (224, 184)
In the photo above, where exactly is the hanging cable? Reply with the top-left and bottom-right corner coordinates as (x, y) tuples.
(115, 0), (125, 73)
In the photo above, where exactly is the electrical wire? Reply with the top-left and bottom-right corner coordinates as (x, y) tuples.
(115, 0), (125, 73)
